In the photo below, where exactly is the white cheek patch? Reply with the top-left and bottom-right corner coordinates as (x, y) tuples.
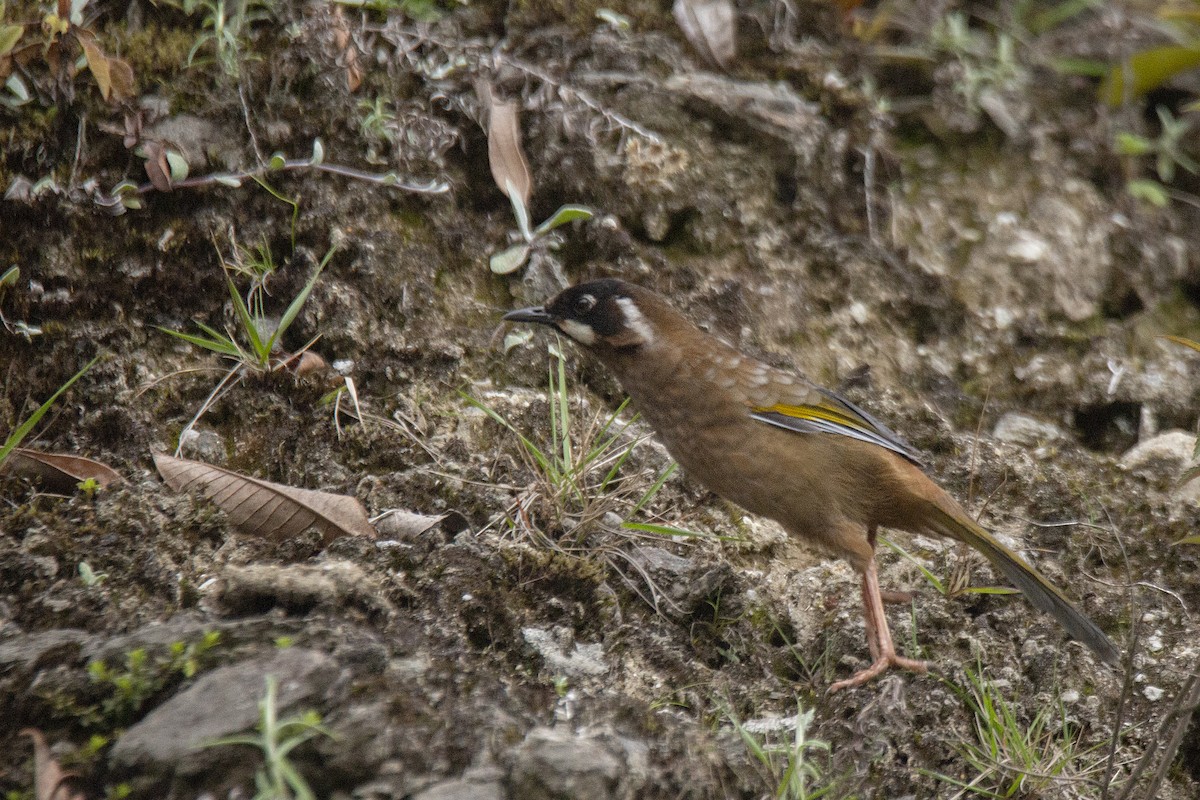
(615, 297), (655, 345)
(557, 319), (597, 345)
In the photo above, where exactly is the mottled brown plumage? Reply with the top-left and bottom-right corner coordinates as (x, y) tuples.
(505, 279), (1119, 690)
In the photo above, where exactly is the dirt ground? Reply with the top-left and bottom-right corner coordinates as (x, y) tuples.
(3, 0), (1200, 797)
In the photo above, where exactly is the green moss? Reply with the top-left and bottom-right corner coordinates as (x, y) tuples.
(116, 23), (198, 80)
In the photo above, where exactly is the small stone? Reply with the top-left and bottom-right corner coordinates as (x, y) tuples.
(1143, 686), (1165, 702)
(508, 727), (628, 800)
(177, 426), (227, 465)
(1006, 231), (1049, 263)
(213, 560), (386, 615)
(522, 627), (608, 678)
(413, 777), (503, 800)
(992, 412), (1068, 448)
(1119, 430), (1197, 473)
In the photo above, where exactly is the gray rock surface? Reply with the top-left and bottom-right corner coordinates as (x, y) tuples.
(992, 412), (1068, 448)
(508, 726), (646, 800)
(109, 648), (340, 781)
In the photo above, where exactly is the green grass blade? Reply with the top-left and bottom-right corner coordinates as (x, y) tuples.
(880, 536), (946, 595)
(621, 521), (714, 539)
(158, 325), (243, 358)
(460, 390), (553, 475)
(267, 245), (335, 355)
(226, 273), (267, 362)
(631, 463), (677, 515)
(1, 355), (99, 462)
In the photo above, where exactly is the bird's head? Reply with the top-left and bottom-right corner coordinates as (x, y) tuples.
(504, 279), (658, 350)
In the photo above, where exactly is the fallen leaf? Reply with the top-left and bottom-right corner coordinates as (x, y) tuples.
(292, 350), (329, 376)
(20, 729), (86, 800)
(142, 141), (172, 191)
(154, 453), (376, 543)
(481, 83), (532, 215)
(673, 0), (736, 69)
(4, 448), (123, 492)
(330, 5), (362, 92)
(374, 508), (469, 539)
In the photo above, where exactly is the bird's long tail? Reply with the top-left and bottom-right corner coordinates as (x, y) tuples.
(922, 500), (1120, 666)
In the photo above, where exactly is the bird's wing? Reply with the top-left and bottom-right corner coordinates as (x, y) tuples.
(747, 372), (925, 466)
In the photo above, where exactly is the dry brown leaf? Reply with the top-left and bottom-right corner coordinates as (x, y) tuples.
(75, 28), (135, 103)
(482, 84), (532, 213)
(375, 508), (469, 540)
(20, 729), (86, 800)
(673, 0), (736, 70)
(330, 5), (362, 92)
(105, 53), (135, 101)
(292, 350), (329, 376)
(154, 454), (376, 543)
(142, 141), (172, 191)
(4, 448), (123, 492)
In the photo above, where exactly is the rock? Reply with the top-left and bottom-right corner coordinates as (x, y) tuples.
(521, 627), (607, 678)
(108, 648), (340, 783)
(1120, 430), (1200, 506)
(508, 727), (646, 800)
(992, 412), (1068, 448)
(1119, 430), (1197, 473)
(176, 426), (227, 465)
(625, 545), (732, 615)
(412, 764), (505, 800)
(211, 560), (388, 615)
(0, 628), (90, 672)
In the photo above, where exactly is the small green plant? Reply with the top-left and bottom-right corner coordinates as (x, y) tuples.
(472, 344), (709, 613)
(926, 12), (1026, 125)
(728, 700), (834, 800)
(78, 561), (108, 586)
(465, 342), (652, 531)
(1, 355), (98, 466)
(1115, 107), (1199, 207)
(161, 244), (333, 375)
(160, 244), (334, 453)
(87, 632), (221, 725)
(489, 204), (595, 275)
(203, 675), (334, 800)
(925, 664), (1109, 797)
(176, 0), (274, 79)
(355, 94), (398, 161)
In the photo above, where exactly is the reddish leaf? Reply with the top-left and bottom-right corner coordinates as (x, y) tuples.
(4, 448), (123, 492)
(330, 5), (361, 92)
(20, 729), (86, 800)
(142, 141), (172, 191)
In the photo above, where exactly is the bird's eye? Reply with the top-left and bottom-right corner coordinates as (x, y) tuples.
(575, 294), (596, 314)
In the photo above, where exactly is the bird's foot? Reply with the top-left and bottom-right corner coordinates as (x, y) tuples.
(827, 652), (929, 693)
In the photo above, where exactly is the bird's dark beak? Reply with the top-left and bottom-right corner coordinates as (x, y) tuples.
(503, 306), (556, 326)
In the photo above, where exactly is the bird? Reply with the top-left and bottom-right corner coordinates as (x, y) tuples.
(504, 278), (1120, 691)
